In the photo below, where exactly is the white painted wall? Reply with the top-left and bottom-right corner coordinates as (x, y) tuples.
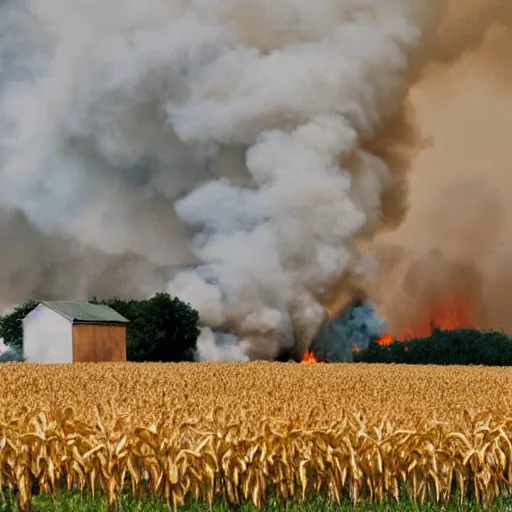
(23, 304), (73, 363)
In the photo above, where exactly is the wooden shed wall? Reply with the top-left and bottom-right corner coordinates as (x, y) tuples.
(72, 324), (127, 362)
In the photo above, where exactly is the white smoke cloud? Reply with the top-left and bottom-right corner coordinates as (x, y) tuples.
(196, 328), (250, 362)
(0, 0), (444, 359)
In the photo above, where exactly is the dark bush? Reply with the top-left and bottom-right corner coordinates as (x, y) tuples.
(0, 299), (38, 350)
(354, 328), (512, 366)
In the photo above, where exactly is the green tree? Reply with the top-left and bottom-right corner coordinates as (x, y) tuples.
(91, 293), (200, 362)
(0, 299), (38, 350)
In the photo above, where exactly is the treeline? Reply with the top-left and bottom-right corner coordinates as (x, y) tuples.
(0, 294), (200, 362)
(354, 328), (512, 366)
(2, 297), (512, 365)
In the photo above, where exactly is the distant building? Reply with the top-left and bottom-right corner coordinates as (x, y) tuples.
(23, 301), (129, 364)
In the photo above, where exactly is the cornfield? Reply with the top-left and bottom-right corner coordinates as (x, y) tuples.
(2, 362), (512, 510)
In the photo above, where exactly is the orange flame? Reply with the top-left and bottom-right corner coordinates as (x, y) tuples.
(301, 350), (319, 364)
(376, 333), (394, 346)
(377, 294), (478, 346)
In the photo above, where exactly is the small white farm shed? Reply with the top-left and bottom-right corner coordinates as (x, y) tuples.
(23, 301), (129, 364)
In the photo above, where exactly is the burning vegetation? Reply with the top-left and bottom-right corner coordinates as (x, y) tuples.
(377, 292), (479, 346)
(371, 247), (487, 349)
(302, 264), (486, 363)
(299, 254), (512, 366)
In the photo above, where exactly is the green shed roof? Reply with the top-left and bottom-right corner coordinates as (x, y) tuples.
(42, 301), (129, 324)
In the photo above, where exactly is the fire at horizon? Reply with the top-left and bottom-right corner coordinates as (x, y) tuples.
(301, 350), (319, 364)
(301, 293), (479, 362)
(376, 294), (479, 346)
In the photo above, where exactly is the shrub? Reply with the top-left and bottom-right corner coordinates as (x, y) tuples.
(0, 299), (38, 350)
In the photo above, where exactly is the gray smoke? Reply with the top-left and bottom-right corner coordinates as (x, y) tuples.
(0, 347), (23, 362)
(311, 301), (387, 361)
(0, 335), (22, 361)
(0, 0), (448, 360)
(196, 329), (251, 362)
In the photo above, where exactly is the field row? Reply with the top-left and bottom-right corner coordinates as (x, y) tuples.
(1, 405), (511, 510)
(1, 362), (512, 428)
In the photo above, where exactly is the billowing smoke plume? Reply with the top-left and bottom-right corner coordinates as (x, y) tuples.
(162, 1), (447, 361)
(0, 0), (444, 361)
(3, 0), (506, 361)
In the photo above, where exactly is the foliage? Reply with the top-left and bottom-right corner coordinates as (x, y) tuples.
(354, 328), (512, 365)
(91, 293), (200, 362)
(0, 300), (38, 350)
(1, 488), (510, 512)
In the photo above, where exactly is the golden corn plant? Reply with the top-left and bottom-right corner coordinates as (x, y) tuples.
(2, 362), (512, 510)
(1, 408), (512, 510)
